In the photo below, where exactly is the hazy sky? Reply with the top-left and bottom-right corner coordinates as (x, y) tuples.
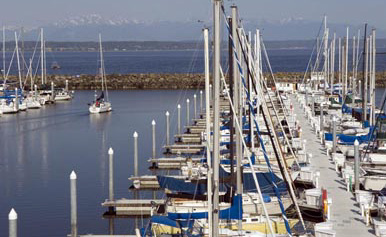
(1, 0), (385, 29)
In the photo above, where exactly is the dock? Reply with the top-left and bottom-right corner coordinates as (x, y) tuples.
(292, 94), (374, 237)
(101, 199), (164, 216)
(163, 144), (205, 154)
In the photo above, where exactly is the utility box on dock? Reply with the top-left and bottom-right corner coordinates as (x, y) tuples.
(305, 188), (322, 207)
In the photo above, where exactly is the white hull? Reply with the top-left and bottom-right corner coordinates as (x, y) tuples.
(26, 99), (42, 109)
(361, 175), (386, 191)
(89, 102), (112, 114)
(55, 95), (72, 101)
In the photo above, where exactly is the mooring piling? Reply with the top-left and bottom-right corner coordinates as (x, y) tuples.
(165, 111), (170, 146)
(70, 171), (77, 237)
(177, 105), (181, 134)
(108, 147), (114, 203)
(186, 99), (190, 126)
(133, 132), (138, 177)
(8, 208), (17, 237)
(152, 120), (156, 159)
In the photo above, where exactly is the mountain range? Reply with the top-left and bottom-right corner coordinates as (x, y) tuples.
(3, 14), (386, 42)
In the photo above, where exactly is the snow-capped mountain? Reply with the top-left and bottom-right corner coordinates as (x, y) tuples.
(2, 14), (385, 41)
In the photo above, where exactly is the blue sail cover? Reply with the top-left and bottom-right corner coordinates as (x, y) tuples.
(167, 194), (243, 220)
(243, 172), (287, 196)
(157, 176), (229, 195)
(325, 126), (376, 144)
(157, 167), (287, 196)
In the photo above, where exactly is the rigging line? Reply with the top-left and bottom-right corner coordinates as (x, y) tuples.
(22, 34), (41, 91)
(219, 65), (276, 236)
(361, 88), (386, 160)
(221, 7), (303, 234)
(260, 38), (300, 167)
(232, 11), (305, 218)
(300, 19), (325, 86)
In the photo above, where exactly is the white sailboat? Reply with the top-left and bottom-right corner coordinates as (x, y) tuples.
(89, 34), (112, 114)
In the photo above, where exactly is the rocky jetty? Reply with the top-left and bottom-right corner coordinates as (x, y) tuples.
(4, 71), (386, 90)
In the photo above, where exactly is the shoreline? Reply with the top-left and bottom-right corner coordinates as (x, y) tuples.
(4, 71), (386, 89)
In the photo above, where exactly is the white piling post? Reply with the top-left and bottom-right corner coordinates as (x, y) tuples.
(8, 208), (17, 237)
(165, 111), (170, 146)
(308, 153), (312, 164)
(194, 94), (197, 119)
(315, 171), (320, 188)
(200, 90), (203, 113)
(320, 104), (324, 144)
(65, 79), (69, 91)
(152, 120), (156, 159)
(51, 81), (54, 101)
(14, 88), (19, 111)
(177, 105), (181, 134)
(186, 99), (190, 126)
(332, 116), (337, 154)
(327, 198), (332, 220)
(70, 171), (77, 237)
(34, 84), (38, 101)
(133, 132), (138, 177)
(354, 139), (360, 191)
(108, 148), (114, 201)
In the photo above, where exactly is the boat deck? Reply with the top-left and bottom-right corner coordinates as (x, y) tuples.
(292, 94), (375, 236)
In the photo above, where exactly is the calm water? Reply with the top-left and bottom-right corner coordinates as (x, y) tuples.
(2, 48), (386, 76)
(1, 88), (386, 236)
(0, 89), (197, 236)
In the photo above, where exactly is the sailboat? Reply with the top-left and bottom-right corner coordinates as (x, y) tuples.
(89, 34), (112, 114)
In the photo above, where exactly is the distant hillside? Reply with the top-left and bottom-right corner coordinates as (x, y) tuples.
(1, 39), (386, 52)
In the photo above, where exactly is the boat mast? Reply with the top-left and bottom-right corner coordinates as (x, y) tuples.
(15, 32), (22, 89)
(362, 24), (368, 124)
(330, 33), (335, 95)
(44, 39), (47, 84)
(98, 34), (104, 93)
(323, 16), (328, 91)
(231, 9), (243, 228)
(203, 27), (213, 237)
(364, 36), (369, 122)
(371, 29), (376, 126)
(212, 0), (222, 236)
(2, 26), (5, 80)
(344, 27), (349, 100)
(40, 28), (44, 85)
(98, 33), (109, 101)
(352, 35), (356, 109)
(338, 37), (341, 94)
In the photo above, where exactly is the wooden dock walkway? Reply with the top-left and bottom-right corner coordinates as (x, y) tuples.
(292, 94), (375, 237)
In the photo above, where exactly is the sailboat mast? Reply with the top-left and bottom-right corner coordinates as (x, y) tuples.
(371, 29), (376, 126)
(2, 26), (5, 79)
(338, 37), (341, 93)
(203, 27), (213, 237)
(323, 16), (328, 91)
(364, 36), (369, 121)
(44, 39), (47, 84)
(330, 33), (335, 95)
(15, 32), (22, 89)
(40, 28), (44, 85)
(212, 0), (222, 236)
(362, 24), (368, 124)
(345, 28), (349, 99)
(324, 28), (329, 91)
(99, 34), (104, 92)
(352, 36), (356, 109)
(29, 58), (33, 90)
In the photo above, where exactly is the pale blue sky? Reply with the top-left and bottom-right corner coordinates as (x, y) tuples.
(1, 0), (385, 29)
